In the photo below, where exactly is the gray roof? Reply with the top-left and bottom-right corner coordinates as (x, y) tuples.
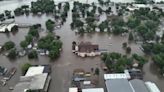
(105, 79), (133, 92)
(13, 73), (48, 92)
(130, 79), (149, 92)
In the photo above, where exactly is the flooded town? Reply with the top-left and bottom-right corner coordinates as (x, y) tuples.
(0, 0), (164, 92)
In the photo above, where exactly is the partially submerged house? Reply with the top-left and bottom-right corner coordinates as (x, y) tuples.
(73, 42), (100, 57)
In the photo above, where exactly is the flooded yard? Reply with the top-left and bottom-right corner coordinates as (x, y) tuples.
(0, 0), (164, 92)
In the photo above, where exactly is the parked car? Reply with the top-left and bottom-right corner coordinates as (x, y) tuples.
(0, 66), (7, 76)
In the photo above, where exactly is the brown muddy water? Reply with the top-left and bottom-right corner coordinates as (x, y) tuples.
(0, 0), (164, 92)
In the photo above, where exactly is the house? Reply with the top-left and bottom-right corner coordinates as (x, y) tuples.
(75, 42), (100, 57)
(12, 65), (51, 92)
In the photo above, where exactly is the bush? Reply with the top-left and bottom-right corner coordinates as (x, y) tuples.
(7, 49), (17, 59)
(21, 63), (32, 75)
(3, 41), (15, 50)
(20, 40), (28, 49)
(46, 19), (55, 32)
(28, 50), (38, 59)
(11, 25), (18, 32)
(122, 42), (127, 48)
(126, 47), (131, 54)
(95, 68), (100, 75)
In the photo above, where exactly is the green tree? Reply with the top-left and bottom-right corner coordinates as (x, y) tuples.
(28, 50), (38, 59)
(46, 19), (55, 32)
(11, 25), (18, 32)
(28, 27), (39, 38)
(3, 41), (15, 50)
(122, 42), (127, 48)
(98, 7), (103, 14)
(126, 47), (131, 54)
(95, 68), (100, 75)
(128, 32), (134, 41)
(20, 40), (28, 49)
(21, 63), (32, 75)
(7, 49), (17, 59)
(25, 34), (33, 44)
(49, 48), (60, 59)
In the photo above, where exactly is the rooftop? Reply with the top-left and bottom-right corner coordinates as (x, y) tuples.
(104, 70), (131, 80)
(78, 42), (99, 53)
(69, 87), (78, 92)
(105, 79), (133, 92)
(25, 66), (44, 76)
(13, 73), (48, 92)
(130, 79), (149, 92)
(145, 81), (160, 92)
(82, 88), (104, 92)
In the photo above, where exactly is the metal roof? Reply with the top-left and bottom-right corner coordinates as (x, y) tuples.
(25, 66), (44, 76)
(82, 88), (104, 92)
(104, 74), (128, 80)
(130, 79), (149, 92)
(104, 70), (131, 80)
(145, 82), (160, 92)
(13, 73), (48, 92)
(69, 88), (78, 92)
(105, 79), (133, 92)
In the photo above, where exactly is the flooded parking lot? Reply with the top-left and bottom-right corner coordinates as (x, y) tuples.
(0, 0), (164, 92)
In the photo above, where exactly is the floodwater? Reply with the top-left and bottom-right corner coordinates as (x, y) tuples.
(0, 0), (164, 92)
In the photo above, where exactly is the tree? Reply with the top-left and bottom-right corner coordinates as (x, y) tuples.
(127, 18), (140, 29)
(11, 25), (18, 32)
(122, 42), (127, 48)
(28, 27), (39, 38)
(21, 63), (32, 75)
(98, 7), (103, 14)
(7, 49), (17, 59)
(95, 68), (100, 75)
(20, 40), (28, 49)
(126, 47), (131, 54)
(46, 19), (55, 32)
(4, 10), (11, 18)
(25, 34), (33, 44)
(3, 41), (15, 50)
(128, 32), (134, 41)
(28, 50), (38, 59)
(49, 48), (60, 60)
